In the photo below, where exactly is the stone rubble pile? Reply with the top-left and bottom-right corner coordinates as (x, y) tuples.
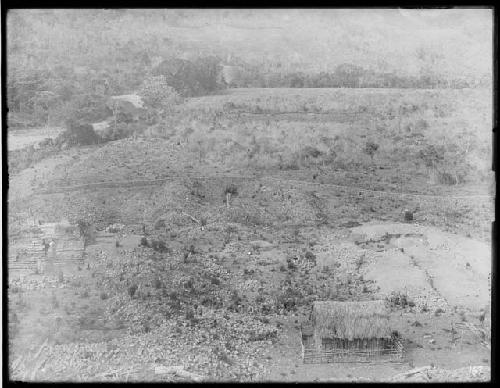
(30, 310), (278, 382)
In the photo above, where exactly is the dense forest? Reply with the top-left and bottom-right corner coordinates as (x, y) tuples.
(6, 9), (492, 129)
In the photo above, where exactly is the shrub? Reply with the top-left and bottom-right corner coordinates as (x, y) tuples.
(153, 57), (222, 97)
(386, 291), (413, 309)
(51, 293), (59, 309)
(139, 75), (181, 111)
(364, 141), (379, 161)
(100, 292), (109, 300)
(154, 219), (166, 230)
(169, 291), (178, 301)
(184, 278), (194, 289)
(286, 258), (297, 271)
(418, 144), (445, 169)
(302, 146), (322, 159)
(61, 119), (100, 146)
(128, 284), (138, 297)
(436, 171), (459, 185)
(151, 239), (168, 253)
(304, 251), (316, 262)
(140, 237), (149, 247)
(414, 118), (429, 131)
(355, 255), (365, 270)
(101, 122), (141, 142)
(153, 278), (162, 289)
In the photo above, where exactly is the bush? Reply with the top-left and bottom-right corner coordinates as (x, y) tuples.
(418, 144), (445, 168)
(140, 237), (149, 247)
(77, 221), (95, 249)
(414, 118), (429, 131)
(101, 122), (141, 142)
(436, 171), (459, 185)
(152, 57), (223, 97)
(128, 284), (138, 297)
(151, 239), (168, 252)
(386, 291), (413, 309)
(302, 146), (322, 159)
(60, 119), (100, 146)
(100, 292), (109, 300)
(153, 278), (162, 289)
(139, 75), (181, 111)
(286, 258), (297, 271)
(364, 141), (379, 161)
(51, 293), (59, 309)
(304, 251), (316, 262)
(185, 309), (195, 320)
(154, 219), (166, 230)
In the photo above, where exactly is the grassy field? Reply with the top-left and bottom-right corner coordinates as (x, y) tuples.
(8, 87), (493, 382)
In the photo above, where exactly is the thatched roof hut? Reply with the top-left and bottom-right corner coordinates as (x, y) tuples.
(312, 300), (391, 342)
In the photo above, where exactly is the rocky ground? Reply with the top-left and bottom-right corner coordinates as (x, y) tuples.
(8, 218), (491, 382)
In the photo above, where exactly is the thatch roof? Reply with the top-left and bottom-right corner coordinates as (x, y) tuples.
(312, 300), (391, 341)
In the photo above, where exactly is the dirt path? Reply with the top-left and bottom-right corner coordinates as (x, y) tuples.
(36, 173), (492, 200)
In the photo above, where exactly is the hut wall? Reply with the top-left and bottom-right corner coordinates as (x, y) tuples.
(318, 337), (390, 352)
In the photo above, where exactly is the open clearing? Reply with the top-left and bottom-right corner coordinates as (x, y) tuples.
(8, 127), (64, 151)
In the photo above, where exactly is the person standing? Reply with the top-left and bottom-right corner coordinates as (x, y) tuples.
(43, 239), (49, 257)
(49, 239), (56, 260)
